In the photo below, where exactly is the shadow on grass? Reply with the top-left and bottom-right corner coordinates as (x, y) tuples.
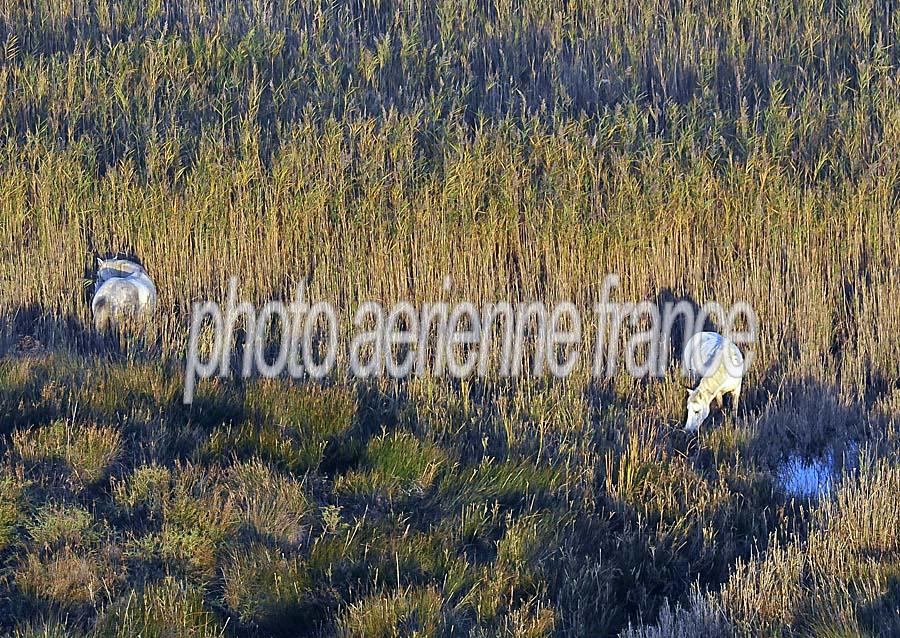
(747, 375), (867, 461)
(858, 574), (900, 636)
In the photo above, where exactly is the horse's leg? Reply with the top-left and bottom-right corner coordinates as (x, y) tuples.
(731, 384), (741, 418)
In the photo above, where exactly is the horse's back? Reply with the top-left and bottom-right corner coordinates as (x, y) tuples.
(96, 258), (147, 284)
(683, 331), (744, 378)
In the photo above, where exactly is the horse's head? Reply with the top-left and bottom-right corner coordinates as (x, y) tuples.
(684, 387), (710, 432)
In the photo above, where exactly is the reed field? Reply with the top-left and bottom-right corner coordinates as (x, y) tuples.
(1, 0), (899, 636)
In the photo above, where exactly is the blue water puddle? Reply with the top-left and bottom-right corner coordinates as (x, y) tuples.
(776, 441), (859, 498)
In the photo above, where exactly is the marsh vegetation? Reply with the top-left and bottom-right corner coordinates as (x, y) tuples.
(0, 0), (899, 636)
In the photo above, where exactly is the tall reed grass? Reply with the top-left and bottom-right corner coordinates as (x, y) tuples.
(0, 0), (898, 636)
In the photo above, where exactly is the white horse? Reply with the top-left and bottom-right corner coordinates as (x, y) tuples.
(682, 331), (745, 432)
(91, 258), (157, 330)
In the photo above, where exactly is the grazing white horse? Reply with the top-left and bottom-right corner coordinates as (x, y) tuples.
(91, 258), (157, 330)
(682, 331), (745, 432)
